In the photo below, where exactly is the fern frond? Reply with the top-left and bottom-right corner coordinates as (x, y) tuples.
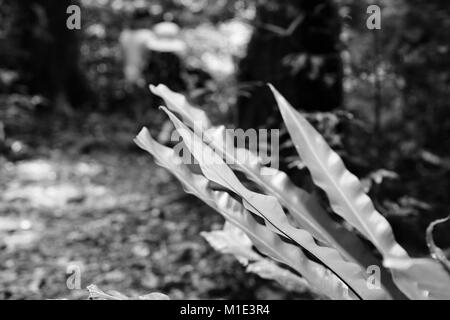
(135, 128), (357, 299)
(151, 84), (401, 298)
(160, 110), (390, 300)
(269, 84), (450, 299)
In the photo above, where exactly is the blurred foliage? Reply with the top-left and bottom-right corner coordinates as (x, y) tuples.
(78, 0), (254, 109)
(237, 0), (343, 132)
(337, 0), (450, 254)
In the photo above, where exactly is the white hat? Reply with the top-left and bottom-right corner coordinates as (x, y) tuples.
(146, 22), (186, 53)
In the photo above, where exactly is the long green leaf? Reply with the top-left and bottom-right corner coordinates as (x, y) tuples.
(135, 127), (357, 299)
(386, 258), (450, 299)
(160, 109), (389, 300)
(151, 84), (402, 298)
(270, 84), (407, 259)
(426, 216), (450, 274)
(202, 222), (310, 293)
(269, 84), (450, 299)
(150, 84), (211, 130)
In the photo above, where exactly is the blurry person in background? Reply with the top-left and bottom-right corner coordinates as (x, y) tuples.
(119, 8), (186, 121)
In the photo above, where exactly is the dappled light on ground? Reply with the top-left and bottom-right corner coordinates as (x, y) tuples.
(0, 144), (302, 299)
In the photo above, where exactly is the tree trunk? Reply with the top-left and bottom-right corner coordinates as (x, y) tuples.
(12, 0), (92, 113)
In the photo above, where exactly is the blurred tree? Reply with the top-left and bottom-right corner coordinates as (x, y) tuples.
(3, 0), (92, 114)
(237, 0), (343, 130)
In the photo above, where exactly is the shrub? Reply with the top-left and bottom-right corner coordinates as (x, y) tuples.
(135, 84), (450, 300)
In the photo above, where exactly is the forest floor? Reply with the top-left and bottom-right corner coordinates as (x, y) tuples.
(0, 108), (306, 300)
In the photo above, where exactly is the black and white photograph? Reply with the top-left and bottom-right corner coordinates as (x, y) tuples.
(0, 0), (449, 305)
